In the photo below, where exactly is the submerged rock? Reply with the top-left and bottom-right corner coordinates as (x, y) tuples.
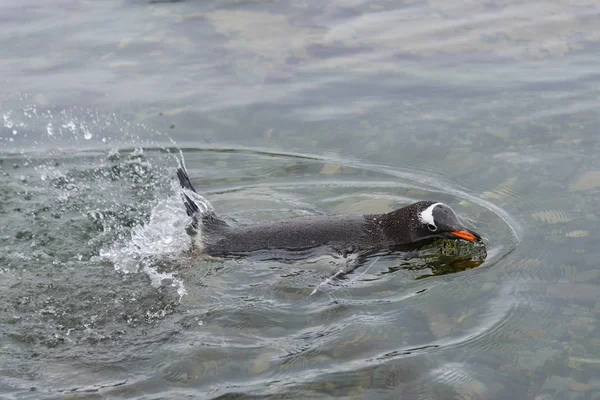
(419, 238), (487, 259)
(398, 239), (487, 279)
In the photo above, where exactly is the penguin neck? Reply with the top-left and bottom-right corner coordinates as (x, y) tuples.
(366, 205), (420, 247)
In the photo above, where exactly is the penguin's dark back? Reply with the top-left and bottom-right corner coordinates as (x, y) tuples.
(204, 214), (386, 256)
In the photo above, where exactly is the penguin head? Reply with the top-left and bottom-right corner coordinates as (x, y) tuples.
(411, 201), (482, 243)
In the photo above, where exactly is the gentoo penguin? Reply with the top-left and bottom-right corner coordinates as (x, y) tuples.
(176, 165), (482, 258)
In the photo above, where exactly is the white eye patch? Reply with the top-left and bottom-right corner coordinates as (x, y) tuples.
(418, 202), (443, 227)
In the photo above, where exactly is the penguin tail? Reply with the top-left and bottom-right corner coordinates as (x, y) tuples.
(176, 164), (227, 232)
(177, 165), (197, 193)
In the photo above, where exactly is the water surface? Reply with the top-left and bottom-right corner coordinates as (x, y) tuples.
(1, 0), (599, 399)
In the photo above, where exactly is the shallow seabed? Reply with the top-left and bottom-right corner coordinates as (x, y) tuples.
(1, 0), (599, 399)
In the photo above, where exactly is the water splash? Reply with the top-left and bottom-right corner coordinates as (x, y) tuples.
(99, 191), (190, 300)
(1, 101), (193, 301)
(1, 99), (175, 151)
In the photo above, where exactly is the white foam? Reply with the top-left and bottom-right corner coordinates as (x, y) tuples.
(418, 202), (443, 226)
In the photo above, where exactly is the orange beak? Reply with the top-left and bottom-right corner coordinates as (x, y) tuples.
(450, 230), (481, 242)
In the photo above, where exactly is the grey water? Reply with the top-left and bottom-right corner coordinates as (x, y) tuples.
(1, 0), (599, 399)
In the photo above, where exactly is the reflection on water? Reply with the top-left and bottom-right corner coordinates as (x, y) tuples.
(1, 0), (600, 398)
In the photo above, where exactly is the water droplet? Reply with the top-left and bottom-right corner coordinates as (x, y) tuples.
(62, 121), (76, 132)
(79, 122), (93, 139)
(46, 122), (54, 136)
(3, 114), (13, 128)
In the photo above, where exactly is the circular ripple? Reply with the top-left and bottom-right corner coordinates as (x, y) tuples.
(175, 147), (521, 394)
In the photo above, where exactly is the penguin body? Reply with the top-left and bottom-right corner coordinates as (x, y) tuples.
(177, 166), (481, 258)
